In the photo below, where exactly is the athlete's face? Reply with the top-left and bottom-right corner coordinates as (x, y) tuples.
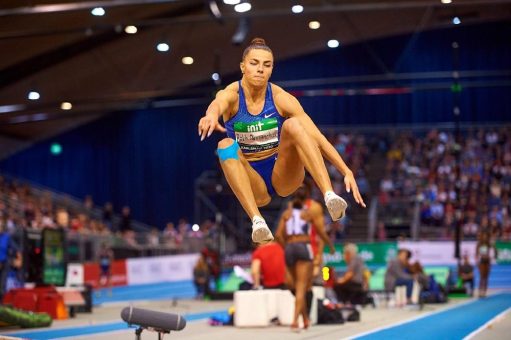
(241, 49), (273, 87)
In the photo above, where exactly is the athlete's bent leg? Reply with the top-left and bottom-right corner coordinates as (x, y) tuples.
(273, 118), (347, 220)
(217, 138), (273, 243)
(292, 260), (312, 330)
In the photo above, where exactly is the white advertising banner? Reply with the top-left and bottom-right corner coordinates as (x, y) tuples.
(397, 241), (477, 265)
(66, 263), (84, 286)
(127, 253), (200, 285)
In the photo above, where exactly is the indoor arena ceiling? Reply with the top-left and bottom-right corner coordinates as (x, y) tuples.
(0, 0), (510, 149)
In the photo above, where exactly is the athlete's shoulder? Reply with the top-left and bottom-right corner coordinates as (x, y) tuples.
(271, 83), (292, 101)
(225, 81), (239, 92)
(272, 84), (302, 116)
(216, 82), (239, 102)
(222, 81), (239, 95)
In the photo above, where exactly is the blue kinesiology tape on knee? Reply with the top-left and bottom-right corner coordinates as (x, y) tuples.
(217, 141), (240, 162)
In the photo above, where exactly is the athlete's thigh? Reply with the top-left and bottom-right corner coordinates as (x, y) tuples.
(272, 134), (305, 197)
(295, 260), (313, 290)
(238, 154), (271, 206)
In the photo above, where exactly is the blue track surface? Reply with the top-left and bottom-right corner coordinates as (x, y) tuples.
(93, 280), (197, 305)
(3, 309), (227, 340)
(354, 293), (511, 340)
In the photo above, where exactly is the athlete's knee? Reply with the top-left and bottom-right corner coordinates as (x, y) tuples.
(274, 175), (305, 197)
(218, 137), (235, 149)
(282, 117), (304, 136)
(217, 138), (239, 162)
(274, 186), (294, 198)
(255, 195), (271, 207)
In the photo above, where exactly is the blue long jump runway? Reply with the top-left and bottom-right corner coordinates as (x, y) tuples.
(2, 309), (227, 340)
(353, 292), (511, 340)
(93, 280), (197, 305)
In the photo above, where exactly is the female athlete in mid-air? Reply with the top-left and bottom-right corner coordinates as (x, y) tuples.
(198, 38), (366, 244)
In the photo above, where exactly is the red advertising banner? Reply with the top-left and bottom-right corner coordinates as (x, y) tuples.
(83, 259), (127, 288)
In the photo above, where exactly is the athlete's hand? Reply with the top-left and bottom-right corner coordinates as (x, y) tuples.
(198, 115), (226, 141)
(344, 172), (366, 208)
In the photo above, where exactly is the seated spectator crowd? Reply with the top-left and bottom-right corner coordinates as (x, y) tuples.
(378, 127), (511, 241)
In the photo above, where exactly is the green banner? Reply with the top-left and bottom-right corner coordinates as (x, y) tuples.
(323, 242), (398, 266)
(234, 118), (277, 132)
(496, 241), (511, 264)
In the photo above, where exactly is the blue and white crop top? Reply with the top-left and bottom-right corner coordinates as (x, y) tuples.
(225, 81), (286, 161)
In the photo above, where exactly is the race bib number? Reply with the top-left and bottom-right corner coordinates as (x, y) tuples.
(234, 118), (278, 153)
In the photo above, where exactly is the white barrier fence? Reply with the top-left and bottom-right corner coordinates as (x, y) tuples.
(126, 253), (200, 285)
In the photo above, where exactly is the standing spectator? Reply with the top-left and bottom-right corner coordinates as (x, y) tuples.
(56, 207), (69, 228)
(0, 224), (18, 299)
(84, 195), (94, 218)
(177, 218), (190, 246)
(147, 228), (160, 246)
(163, 222), (178, 245)
(193, 253), (210, 299)
(97, 242), (114, 297)
(476, 231), (497, 298)
(41, 211), (55, 228)
(177, 218), (191, 233)
(463, 217), (479, 239)
(430, 199), (445, 226)
(376, 221), (387, 241)
(102, 202), (114, 232)
(118, 206), (132, 233)
(5, 251), (23, 294)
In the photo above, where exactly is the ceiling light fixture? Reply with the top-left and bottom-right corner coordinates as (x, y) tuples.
(234, 2), (251, 13)
(156, 43), (170, 52)
(327, 39), (340, 48)
(28, 91), (40, 100)
(60, 102), (72, 110)
(309, 21), (320, 29)
(91, 7), (105, 16)
(182, 57), (194, 65)
(124, 25), (137, 34)
(292, 5), (303, 14)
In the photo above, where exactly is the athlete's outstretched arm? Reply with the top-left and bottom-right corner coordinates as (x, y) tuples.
(275, 91), (366, 207)
(197, 83), (237, 140)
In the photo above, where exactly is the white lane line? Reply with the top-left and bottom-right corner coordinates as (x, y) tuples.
(463, 307), (511, 340)
(345, 294), (496, 340)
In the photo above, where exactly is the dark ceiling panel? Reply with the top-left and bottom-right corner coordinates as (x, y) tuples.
(0, 0), (509, 151)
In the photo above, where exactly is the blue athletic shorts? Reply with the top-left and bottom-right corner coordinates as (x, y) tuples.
(249, 154), (277, 196)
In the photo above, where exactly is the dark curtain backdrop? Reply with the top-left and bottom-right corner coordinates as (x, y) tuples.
(1, 107), (221, 227)
(1, 21), (510, 227)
